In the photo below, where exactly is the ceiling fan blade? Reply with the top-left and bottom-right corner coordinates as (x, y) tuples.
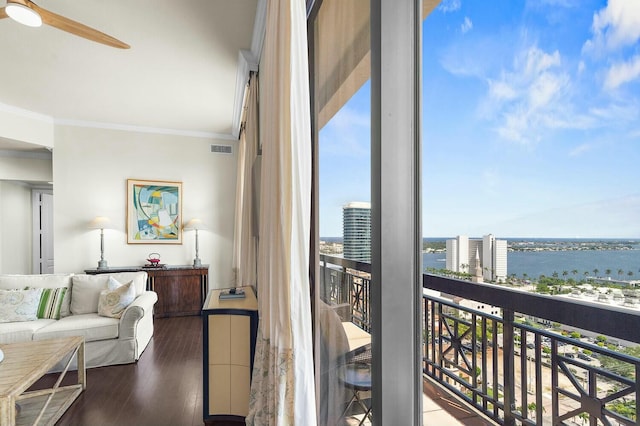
(31, 2), (129, 49)
(0, 7), (8, 19)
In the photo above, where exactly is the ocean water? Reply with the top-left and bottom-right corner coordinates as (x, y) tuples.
(423, 249), (640, 280)
(321, 237), (640, 279)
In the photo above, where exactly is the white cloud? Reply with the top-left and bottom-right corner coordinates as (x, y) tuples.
(484, 46), (570, 144)
(461, 17), (473, 34)
(604, 55), (640, 90)
(569, 143), (593, 157)
(528, 72), (568, 109)
(588, 102), (639, 123)
(583, 0), (640, 55)
(438, 0), (461, 13)
(320, 106), (370, 158)
(488, 80), (517, 101)
(522, 48), (561, 77)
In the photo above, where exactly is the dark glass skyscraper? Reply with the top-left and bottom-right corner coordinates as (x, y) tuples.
(342, 202), (371, 262)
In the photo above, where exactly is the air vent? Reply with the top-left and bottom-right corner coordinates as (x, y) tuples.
(211, 144), (233, 154)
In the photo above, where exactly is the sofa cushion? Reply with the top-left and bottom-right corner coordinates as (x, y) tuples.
(0, 288), (44, 323)
(33, 313), (119, 342)
(0, 274), (72, 317)
(0, 319), (55, 344)
(70, 275), (107, 314)
(35, 287), (68, 320)
(98, 279), (136, 319)
(71, 272), (147, 315)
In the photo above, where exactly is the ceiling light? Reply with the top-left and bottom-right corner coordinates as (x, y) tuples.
(5, 3), (42, 27)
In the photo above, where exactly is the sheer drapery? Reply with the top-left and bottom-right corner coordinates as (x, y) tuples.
(232, 73), (259, 287)
(245, 0), (316, 424)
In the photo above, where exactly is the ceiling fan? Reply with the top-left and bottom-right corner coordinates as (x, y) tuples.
(0, 0), (129, 49)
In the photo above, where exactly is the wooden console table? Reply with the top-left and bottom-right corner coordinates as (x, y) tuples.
(85, 265), (209, 318)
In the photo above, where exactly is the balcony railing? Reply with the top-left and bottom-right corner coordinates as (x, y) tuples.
(320, 254), (640, 425)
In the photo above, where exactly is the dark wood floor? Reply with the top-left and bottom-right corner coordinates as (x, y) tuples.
(33, 316), (204, 426)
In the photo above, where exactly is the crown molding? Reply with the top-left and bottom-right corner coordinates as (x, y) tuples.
(230, 0), (265, 139)
(54, 118), (236, 140)
(0, 102), (54, 123)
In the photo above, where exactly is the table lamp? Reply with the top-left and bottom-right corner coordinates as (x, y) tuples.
(184, 218), (207, 267)
(88, 216), (112, 270)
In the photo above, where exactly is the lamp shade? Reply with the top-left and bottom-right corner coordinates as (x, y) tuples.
(88, 216), (112, 230)
(184, 218), (207, 231)
(5, 3), (42, 27)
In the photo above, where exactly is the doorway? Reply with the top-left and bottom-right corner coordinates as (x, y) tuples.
(32, 189), (54, 274)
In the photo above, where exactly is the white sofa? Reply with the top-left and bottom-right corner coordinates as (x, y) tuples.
(0, 271), (157, 368)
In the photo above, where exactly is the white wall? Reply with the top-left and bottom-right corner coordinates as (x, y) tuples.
(0, 181), (32, 273)
(0, 153), (52, 182)
(53, 125), (238, 289)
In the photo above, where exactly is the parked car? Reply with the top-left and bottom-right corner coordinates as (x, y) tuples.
(578, 353), (593, 361)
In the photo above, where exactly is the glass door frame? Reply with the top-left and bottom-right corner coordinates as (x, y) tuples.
(308, 0), (423, 424)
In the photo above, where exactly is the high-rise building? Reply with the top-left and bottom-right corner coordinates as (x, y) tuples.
(342, 202), (371, 262)
(445, 234), (507, 282)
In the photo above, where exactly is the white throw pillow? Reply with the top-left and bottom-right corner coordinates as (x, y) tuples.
(98, 279), (136, 319)
(0, 288), (44, 323)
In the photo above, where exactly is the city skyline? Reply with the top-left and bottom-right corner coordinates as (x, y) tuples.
(318, 0), (640, 239)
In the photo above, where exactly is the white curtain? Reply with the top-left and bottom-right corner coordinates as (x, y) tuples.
(233, 73), (259, 287)
(245, 0), (316, 424)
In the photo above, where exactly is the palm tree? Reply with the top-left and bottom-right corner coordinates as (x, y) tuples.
(605, 268), (612, 277)
(527, 402), (546, 419)
(628, 271), (634, 278)
(578, 412), (589, 425)
(562, 270), (568, 279)
(572, 269), (578, 276)
(618, 269), (625, 279)
(593, 268), (599, 277)
(552, 271), (559, 278)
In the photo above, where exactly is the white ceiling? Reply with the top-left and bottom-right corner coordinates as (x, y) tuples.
(0, 0), (259, 151)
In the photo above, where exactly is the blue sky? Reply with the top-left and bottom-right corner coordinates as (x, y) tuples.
(319, 0), (640, 239)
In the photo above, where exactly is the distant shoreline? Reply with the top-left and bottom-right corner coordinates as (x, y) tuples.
(321, 237), (640, 253)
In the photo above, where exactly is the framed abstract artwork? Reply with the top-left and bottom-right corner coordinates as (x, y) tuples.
(127, 179), (182, 244)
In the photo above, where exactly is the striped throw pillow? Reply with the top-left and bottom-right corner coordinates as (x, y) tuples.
(36, 287), (68, 320)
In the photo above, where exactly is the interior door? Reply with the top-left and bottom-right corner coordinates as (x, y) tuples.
(32, 190), (54, 274)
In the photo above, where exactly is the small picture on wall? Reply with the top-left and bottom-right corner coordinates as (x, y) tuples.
(127, 179), (182, 244)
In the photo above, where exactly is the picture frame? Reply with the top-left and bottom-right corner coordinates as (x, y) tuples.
(127, 179), (183, 244)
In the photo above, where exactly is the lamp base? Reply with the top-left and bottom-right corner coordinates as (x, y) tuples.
(193, 258), (202, 267)
(97, 260), (108, 270)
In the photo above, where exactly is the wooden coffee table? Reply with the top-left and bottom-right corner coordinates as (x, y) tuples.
(0, 336), (85, 426)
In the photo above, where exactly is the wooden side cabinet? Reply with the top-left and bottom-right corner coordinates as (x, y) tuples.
(85, 265), (208, 318)
(148, 266), (208, 318)
(202, 287), (258, 425)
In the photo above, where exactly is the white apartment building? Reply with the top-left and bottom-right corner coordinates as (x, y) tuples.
(446, 234), (507, 282)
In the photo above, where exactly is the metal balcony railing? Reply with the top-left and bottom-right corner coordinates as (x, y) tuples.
(319, 254), (640, 425)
